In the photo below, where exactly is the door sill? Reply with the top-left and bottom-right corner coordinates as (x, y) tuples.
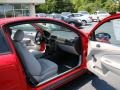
(36, 65), (80, 87)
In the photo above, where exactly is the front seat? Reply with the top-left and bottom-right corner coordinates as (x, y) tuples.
(13, 30), (58, 85)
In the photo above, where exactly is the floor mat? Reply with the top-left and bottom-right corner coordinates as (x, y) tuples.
(43, 50), (80, 74)
(58, 64), (70, 73)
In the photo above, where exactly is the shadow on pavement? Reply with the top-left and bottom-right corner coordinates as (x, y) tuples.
(58, 74), (116, 90)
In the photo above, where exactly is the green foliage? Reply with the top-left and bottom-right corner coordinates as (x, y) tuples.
(36, 0), (120, 13)
(104, 0), (118, 12)
(36, 0), (74, 13)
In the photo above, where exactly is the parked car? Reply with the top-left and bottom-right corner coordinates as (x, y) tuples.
(36, 13), (46, 17)
(91, 11), (110, 21)
(78, 11), (90, 16)
(68, 13), (92, 25)
(61, 12), (71, 16)
(1, 14), (120, 89)
(48, 13), (82, 28)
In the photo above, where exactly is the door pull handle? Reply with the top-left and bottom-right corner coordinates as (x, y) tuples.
(96, 44), (101, 48)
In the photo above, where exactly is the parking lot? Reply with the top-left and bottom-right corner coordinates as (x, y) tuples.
(58, 73), (116, 90)
(80, 22), (98, 33)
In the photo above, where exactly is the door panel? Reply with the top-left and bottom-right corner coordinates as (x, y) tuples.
(88, 41), (120, 76)
(101, 55), (120, 75)
(87, 41), (120, 89)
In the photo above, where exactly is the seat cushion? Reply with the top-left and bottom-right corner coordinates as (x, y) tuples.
(39, 59), (58, 75)
(33, 58), (58, 82)
(29, 49), (43, 59)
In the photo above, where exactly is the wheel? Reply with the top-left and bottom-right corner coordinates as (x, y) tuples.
(82, 20), (87, 26)
(69, 22), (80, 28)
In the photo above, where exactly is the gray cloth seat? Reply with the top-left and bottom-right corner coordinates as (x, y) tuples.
(13, 30), (58, 84)
(29, 50), (43, 59)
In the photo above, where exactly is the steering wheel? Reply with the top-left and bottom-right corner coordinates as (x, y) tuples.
(35, 30), (51, 45)
(35, 31), (45, 45)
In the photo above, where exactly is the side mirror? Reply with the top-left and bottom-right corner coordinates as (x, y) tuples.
(95, 32), (111, 42)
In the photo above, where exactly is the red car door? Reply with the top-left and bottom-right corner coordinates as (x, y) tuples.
(87, 14), (120, 89)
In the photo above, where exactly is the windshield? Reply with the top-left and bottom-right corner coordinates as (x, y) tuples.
(37, 23), (71, 32)
(79, 11), (89, 14)
(74, 14), (83, 17)
(61, 12), (71, 15)
(98, 11), (107, 14)
(53, 14), (62, 20)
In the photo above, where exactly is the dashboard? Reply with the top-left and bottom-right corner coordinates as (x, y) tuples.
(43, 30), (81, 55)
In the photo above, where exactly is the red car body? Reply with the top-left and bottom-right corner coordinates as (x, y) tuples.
(0, 14), (120, 90)
(0, 17), (88, 90)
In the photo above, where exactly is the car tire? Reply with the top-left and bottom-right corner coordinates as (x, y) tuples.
(82, 20), (87, 26)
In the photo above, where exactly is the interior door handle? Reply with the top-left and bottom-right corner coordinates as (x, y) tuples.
(96, 44), (101, 48)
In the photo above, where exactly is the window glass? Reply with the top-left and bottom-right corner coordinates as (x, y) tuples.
(94, 19), (120, 45)
(23, 10), (30, 16)
(0, 31), (10, 53)
(0, 4), (30, 18)
(6, 10), (14, 17)
(37, 23), (78, 40)
(5, 5), (14, 17)
(0, 5), (5, 18)
(11, 24), (36, 31)
(21, 4), (29, 9)
(42, 23), (70, 31)
(10, 24), (37, 40)
(98, 11), (107, 14)
(74, 14), (83, 17)
(10, 23), (78, 42)
(13, 4), (21, 9)
(14, 10), (22, 17)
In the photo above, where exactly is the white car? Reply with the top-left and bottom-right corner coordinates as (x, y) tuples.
(36, 13), (46, 17)
(61, 12), (72, 16)
(78, 11), (90, 16)
(91, 11), (110, 21)
(68, 13), (92, 26)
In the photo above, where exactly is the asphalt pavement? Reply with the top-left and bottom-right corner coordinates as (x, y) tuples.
(80, 22), (98, 33)
(58, 73), (116, 90)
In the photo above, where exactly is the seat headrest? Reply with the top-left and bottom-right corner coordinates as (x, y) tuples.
(13, 30), (24, 42)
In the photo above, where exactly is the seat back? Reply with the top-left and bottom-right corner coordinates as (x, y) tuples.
(13, 30), (41, 85)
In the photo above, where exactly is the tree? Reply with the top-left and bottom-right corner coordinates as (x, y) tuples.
(36, 0), (119, 14)
(36, 0), (74, 13)
(36, 4), (47, 13)
(71, 0), (88, 12)
(71, 0), (103, 13)
(104, 0), (118, 12)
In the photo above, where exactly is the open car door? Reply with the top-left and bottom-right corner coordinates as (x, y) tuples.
(87, 15), (120, 89)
